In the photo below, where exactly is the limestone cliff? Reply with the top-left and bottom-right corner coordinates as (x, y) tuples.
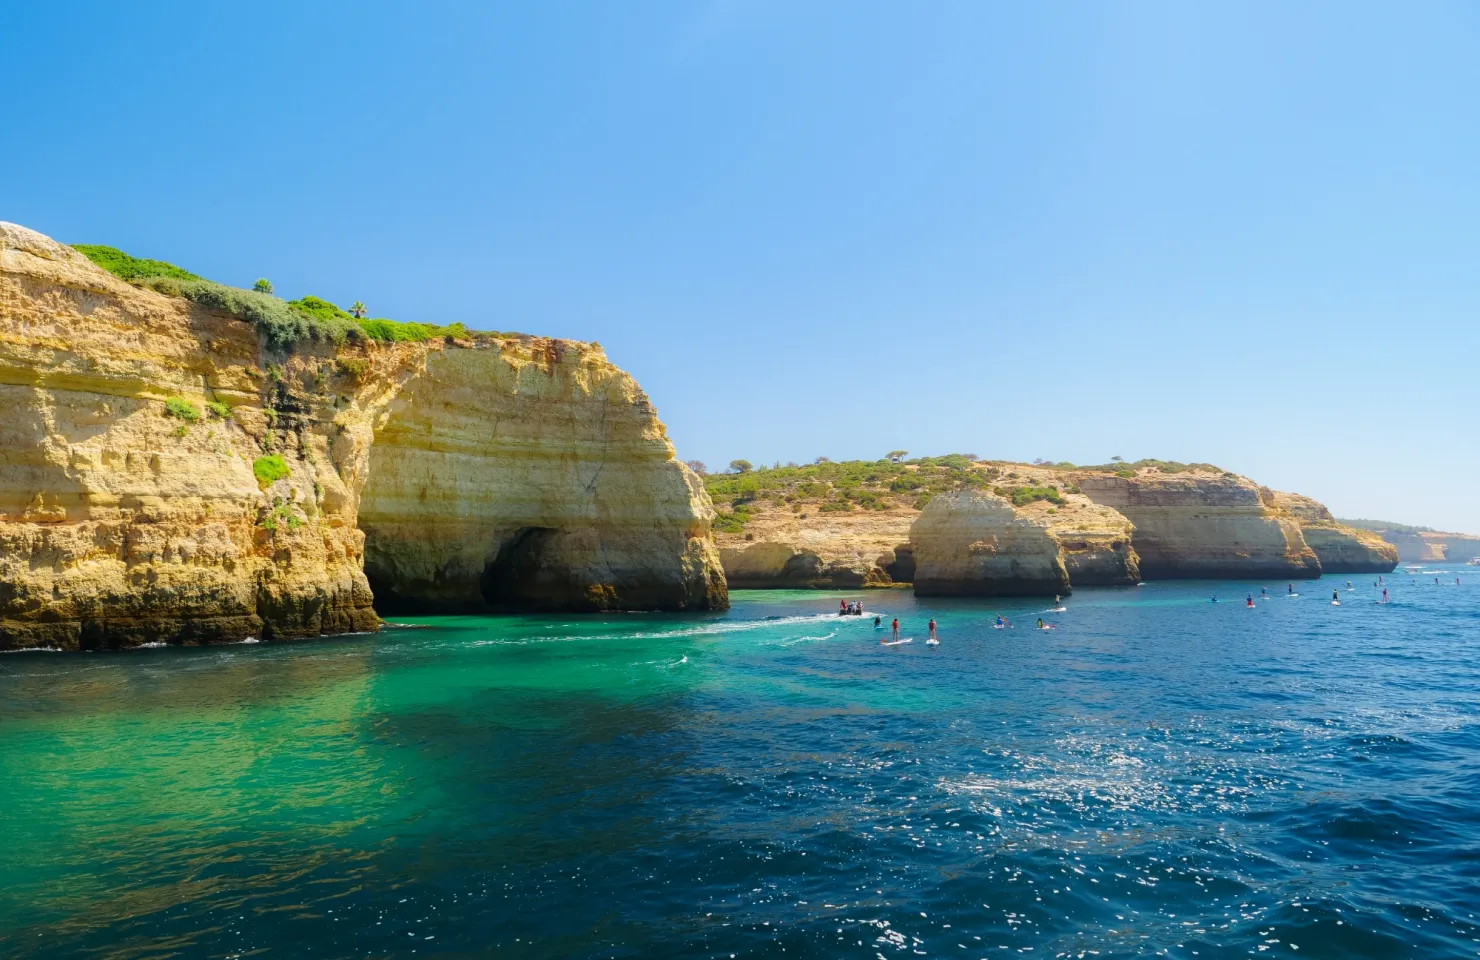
(0, 223), (724, 650)
(714, 510), (915, 588)
(1269, 492), (1398, 574)
(1036, 499), (1140, 586)
(1075, 470), (1321, 580)
(358, 344), (725, 613)
(910, 490), (1071, 597)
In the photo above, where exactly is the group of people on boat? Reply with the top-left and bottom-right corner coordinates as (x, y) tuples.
(838, 600), (865, 616)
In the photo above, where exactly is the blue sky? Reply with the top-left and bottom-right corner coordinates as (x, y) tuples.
(5, 1), (1478, 531)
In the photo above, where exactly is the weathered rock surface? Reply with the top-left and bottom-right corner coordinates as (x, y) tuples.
(1075, 471), (1321, 580)
(1359, 527), (1480, 563)
(1270, 492), (1398, 573)
(0, 223), (724, 650)
(359, 343), (725, 613)
(713, 506), (915, 589)
(1038, 499), (1141, 586)
(910, 490), (1071, 597)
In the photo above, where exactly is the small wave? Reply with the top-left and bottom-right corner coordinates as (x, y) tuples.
(136, 641), (168, 649)
(0, 646), (64, 654)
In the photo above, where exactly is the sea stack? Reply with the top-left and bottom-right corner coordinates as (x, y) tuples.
(1075, 470), (1321, 580)
(910, 490), (1071, 596)
(0, 223), (726, 650)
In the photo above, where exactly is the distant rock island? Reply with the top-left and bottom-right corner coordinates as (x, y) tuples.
(703, 457), (1401, 595)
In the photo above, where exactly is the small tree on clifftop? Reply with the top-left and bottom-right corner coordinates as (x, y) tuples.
(729, 459), (753, 474)
(685, 460), (708, 476)
(886, 450), (908, 462)
(253, 278), (273, 294)
(350, 301), (367, 319)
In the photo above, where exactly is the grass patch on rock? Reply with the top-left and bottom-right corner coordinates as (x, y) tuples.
(252, 454), (290, 488)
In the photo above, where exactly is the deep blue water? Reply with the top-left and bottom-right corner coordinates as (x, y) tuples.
(2, 569), (1479, 958)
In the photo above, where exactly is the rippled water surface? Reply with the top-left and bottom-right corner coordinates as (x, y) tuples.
(3, 571), (1480, 958)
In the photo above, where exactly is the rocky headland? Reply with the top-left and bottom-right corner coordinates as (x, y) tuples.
(708, 457), (1395, 594)
(1073, 469), (1321, 581)
(1269, 492), (1399, 573)
(0, 223), (725, 650)
(1335, 520), (1480, 564)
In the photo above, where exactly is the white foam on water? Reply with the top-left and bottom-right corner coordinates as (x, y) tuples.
(0, 646), (63, 654)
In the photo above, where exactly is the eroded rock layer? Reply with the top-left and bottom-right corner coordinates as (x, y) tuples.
(1042, 500), (1141, 586)
(358, 344), (725, 613)
(714, 509), (915, 589)
(0, 223), (724, 650)
(1270, 492), (1398, 574)
(910, 490), (1071, 597)
(1076, 471), (1321, 580)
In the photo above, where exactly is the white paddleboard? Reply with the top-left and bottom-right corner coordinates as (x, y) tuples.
(882, 638), (912, 646)
(1331, 600), (1341, 606)
(925, 638), (939, 646)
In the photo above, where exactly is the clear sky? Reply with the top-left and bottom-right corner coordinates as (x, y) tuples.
(5, 2), (1478, 531)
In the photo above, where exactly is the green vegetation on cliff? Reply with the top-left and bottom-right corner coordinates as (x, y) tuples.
(1055, 458), (1228, 475)
(72, 244), (477, 349)
(704, 455), (998, 527)
(252, 454), (290, 488)
(1337, 518), (1434, 534)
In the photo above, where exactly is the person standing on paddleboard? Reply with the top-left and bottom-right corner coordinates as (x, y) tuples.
(891, 618), (899, 642)
(927, 619), (937, 642)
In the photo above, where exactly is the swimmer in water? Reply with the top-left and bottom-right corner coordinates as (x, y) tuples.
(874, 615), (881, 627)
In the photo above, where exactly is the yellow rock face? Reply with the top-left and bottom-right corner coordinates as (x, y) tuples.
(714, 508), (915, 588)
(1269, 491), (1398, 574)
(358, 341), (725, 612)
(910, 490), (1071, 597)
(0, 223), (725, 649)
(1076, 471), (1321, 580)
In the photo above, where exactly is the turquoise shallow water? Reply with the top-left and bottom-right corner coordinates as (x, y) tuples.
(2, 571), (1479, 959)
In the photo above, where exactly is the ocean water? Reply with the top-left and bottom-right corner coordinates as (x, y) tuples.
(2, 571), (1479, 959)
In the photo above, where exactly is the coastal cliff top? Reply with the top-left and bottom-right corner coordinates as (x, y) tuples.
(702, 456), (1136, 545)
(1, 221), (602, 360)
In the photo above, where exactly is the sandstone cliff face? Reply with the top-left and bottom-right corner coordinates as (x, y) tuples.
(910, 490), (1071, 597)
(358, 343), (725, 613)
(1270, 492), (1398, 574)
(1037, 500), (1140, 586)
(0, 223), (724, 650)
(714, 509), (914, 589)
(1076, 471), (1321, 580)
